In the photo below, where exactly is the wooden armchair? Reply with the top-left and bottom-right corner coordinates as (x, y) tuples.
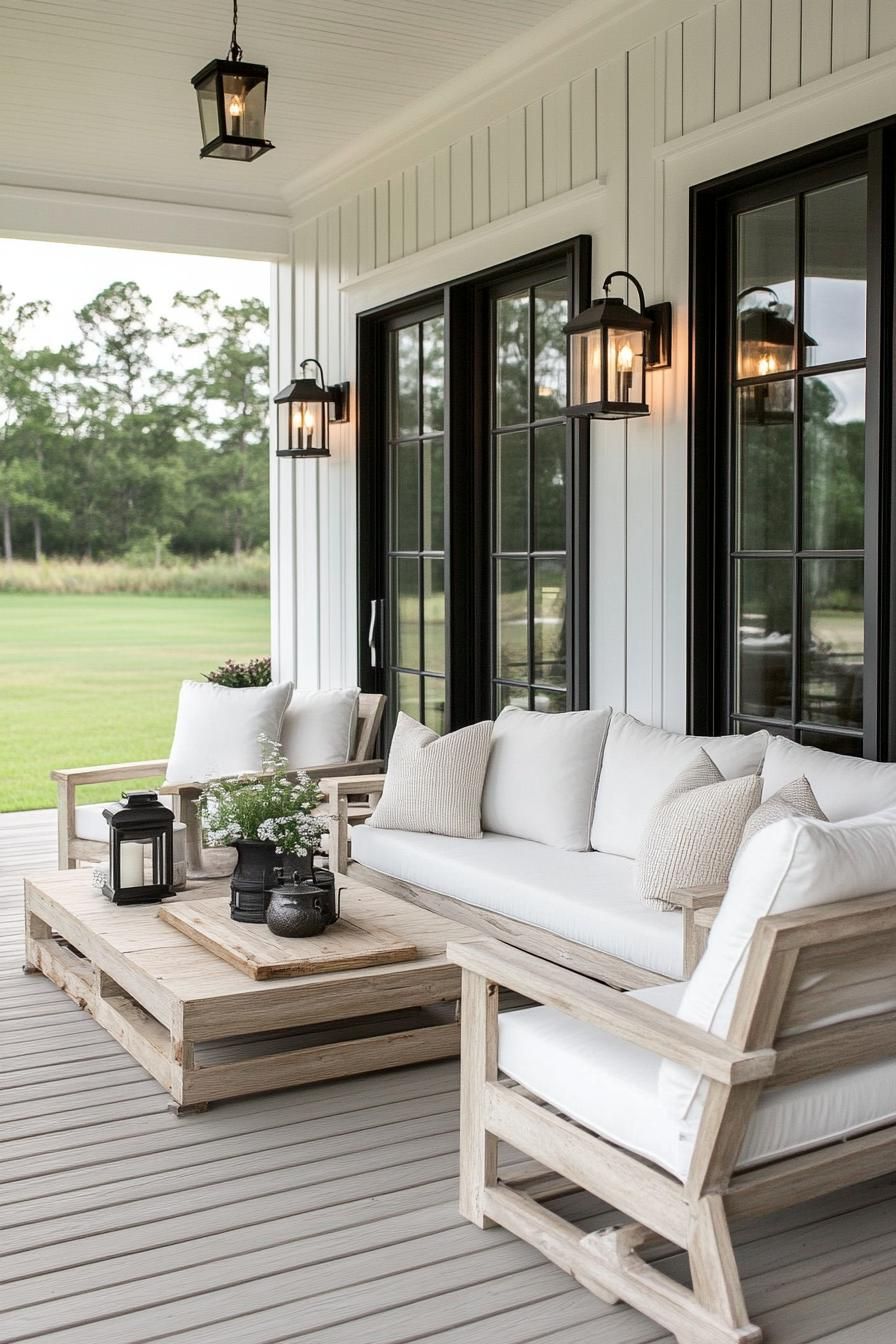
(52, 692), (385, 877)
(449, 889), (896, 1344)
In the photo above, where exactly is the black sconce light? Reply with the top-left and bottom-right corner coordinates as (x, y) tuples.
(192, 1), (274, 162)
(563, 270), (671, 421)
(737, 286), (814, 424)
(274, 360), (350, 460)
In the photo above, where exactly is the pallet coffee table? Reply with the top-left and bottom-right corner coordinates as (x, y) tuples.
(23, 868), (479, 1113)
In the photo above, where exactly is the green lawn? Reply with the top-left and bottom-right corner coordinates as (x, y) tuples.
(0, 593), (270, 812)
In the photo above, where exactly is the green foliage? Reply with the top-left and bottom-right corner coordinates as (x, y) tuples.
(198, 738), (325, 856)
(205, 655), (272, 686)
(0, 281), (269, 563)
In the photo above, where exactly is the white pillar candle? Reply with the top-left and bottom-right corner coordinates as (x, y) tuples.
(119, 841), (145, 889)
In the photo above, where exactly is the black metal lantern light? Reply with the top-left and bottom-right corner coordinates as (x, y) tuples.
(274, 359), (350, 460)
(102, 791), (176, 906)
(736, 286), (815, 424)
(192, 1), (274, 162)
(564, 270), (672, 421)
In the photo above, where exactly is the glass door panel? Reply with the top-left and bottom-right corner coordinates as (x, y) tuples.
(386, 313), (446, 732)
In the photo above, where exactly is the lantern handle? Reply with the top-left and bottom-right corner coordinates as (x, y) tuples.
(227, 0), (243, 61)
(601, 270), (647, 315)
(736, 284), (781, 311)
(299, 358), (327, 392)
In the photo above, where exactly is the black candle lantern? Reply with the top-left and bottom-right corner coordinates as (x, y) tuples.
(564, 270), (671, 421)
(736, 286), (814, 425)
(102, 791), (176, 905)
(274, 359), (350, 460)
(192, 1), (274, 162)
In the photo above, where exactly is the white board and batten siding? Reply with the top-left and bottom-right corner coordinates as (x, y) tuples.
(273, 0), (896, 730)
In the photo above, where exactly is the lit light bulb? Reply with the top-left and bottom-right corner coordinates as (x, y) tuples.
(618, 341), (634, 371)
(303, 410), (315, 431)
(229, 95), (244, 117)
(229, 93), (244, 137)
(757, 353), (777, 377)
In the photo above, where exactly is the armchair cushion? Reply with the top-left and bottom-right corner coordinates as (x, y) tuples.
(498, 983), (896, 1180)
(761, 734), (896, 819)
(164, 679), (293, 786)
(480, 705), (611, 850)
(279, 688), (359, 769)
(591, 712), (769, 859)
(75, 799), (174, 843)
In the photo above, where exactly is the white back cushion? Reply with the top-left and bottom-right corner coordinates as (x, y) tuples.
(660, 809), (896, 1124)
(481, 706), (611, 850)
(591, 713), (769, 858)
(165, 680), (293, 785)
(279, 688), (359, 769)
(761, 735), (896, 819)
(367, 713), (493, 839)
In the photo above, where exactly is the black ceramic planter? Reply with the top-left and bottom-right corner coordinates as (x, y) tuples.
(229, 841), (312, 923)
(266, 869), (339, 937)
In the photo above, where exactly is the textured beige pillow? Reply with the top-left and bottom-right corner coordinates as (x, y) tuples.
(367, 712), (493, 839)
(636, 750), (761, 911)
(740, 775), (827, 846)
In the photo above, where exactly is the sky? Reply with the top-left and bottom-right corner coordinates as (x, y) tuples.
(0, 238), (271, 353)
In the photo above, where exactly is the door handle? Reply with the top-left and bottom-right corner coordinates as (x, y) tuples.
(368, 599), (383, 669)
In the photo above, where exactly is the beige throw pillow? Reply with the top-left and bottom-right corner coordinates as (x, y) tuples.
(367, 712), (493, 839)
(636, 750), (761, 911)
(740, 775), (827, 846)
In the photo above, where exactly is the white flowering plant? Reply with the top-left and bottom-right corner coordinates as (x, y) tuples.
(197, 736), (327, 857)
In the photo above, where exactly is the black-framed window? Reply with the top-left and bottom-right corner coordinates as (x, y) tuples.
(691, 122), (896, 760)
(357, 238), (591, 735)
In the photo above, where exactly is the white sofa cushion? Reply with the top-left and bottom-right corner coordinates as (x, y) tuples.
(480, 705), (611, 851)
(75, 800), (178, 844)
(741, 775), (826, 846)
(367, 713), (493, 839)
(499, 982), (896, 1180)
(636, 753), (761, 911)
(660, 808), (896, 1128)
(761, 735), (896, 819)
(164, 680), (293, 786)
(351, 825), (684, 979)
(591, 713), (769, 859)
(279, 688), (359, 769)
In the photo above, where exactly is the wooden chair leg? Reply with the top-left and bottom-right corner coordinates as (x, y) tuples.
(689, 1196), (757, 1339)
(56, 779), (76, 870)
(458, 968), (499, 1229)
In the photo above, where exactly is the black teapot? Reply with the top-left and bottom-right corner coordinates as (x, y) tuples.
(265, 868), (340, 938)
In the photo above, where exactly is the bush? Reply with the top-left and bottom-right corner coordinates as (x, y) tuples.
(0, 551), (269, 597)
(205, 656), (272, 687)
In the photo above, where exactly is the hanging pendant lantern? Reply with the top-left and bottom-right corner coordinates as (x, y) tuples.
(563, 270), (671, 421)
(192, 1), (274, 162)
(273, 359), (350, 460)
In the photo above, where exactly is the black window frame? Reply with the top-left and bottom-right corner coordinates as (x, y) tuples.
(357, 237), (591, 734)
(690, 120), (896, 761)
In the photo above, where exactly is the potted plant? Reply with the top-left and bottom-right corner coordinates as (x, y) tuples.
(197, 736), (326, 923)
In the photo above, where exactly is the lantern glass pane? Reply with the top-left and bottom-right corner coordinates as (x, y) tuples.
(571, 329), (602, 406)
(196, 82), (220, 145)
(607, 327), (645, 406)
(222, 73), (266, 139)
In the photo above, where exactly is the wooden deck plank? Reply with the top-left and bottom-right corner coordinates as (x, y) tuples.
(1, 809), (895, 1343)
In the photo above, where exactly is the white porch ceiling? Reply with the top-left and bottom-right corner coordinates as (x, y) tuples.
(0, 0), (581, 216)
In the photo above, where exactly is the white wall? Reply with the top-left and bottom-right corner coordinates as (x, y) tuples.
(273, 0), (896, 729)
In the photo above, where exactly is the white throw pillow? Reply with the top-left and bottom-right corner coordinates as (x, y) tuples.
(761, 735), (896, 820)
(279, 688), (359, 769)
(165, 680), (293, 786)
(367, 713), (493, 839)
(480, 705), (611, 850)
(740, 775), (826, 847)
(660, 808), (896, 1127)
(636, 751), (761, 911)
(591, 712), (769, 859)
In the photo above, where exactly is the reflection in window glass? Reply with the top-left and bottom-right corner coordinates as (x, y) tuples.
(394, 558), (419, 669)
(803, 370), (865, 551)
(802, 558), (863, 729)
(736, 198), (796, 380)
(422, 437), (444, 552)
(804, 178), (867, 367)
(496, 293), (529, 426)
(736, 383), (794, 551)
(496, 432), (528, 553)
(422, 677), (445, 735)
(496, 559), (529, 682)
(495, 683), (530, 711)
(533, 559), (566, 687)
(396, 671), (419, 718)
(422, 558), (445, 674)
(392, 440), (418, 553)
(533, 425), (566, 552)
(534, 280), (568, 419)
(736, 558), (793, 719)
(395, 326), (419, 437)
(422, 317), (445, 432)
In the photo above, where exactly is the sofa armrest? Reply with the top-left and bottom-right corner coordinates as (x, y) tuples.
(448, 938), (774, 1087)
(51, 760), (168, 787)
(320, 774), (386, 873)
(666, 884), (727, 978)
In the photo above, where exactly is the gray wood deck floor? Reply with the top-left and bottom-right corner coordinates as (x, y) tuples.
(1, 809), (896, 1344)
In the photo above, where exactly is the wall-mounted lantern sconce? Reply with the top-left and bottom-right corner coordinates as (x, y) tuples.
(736, 285), (814, 425)
(192, 1), (274, 162)
(563, 270), (671, 421)
(273, 359), (349, 460)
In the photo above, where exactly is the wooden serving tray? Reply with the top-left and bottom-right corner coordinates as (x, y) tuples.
(158, 897), (418, 980)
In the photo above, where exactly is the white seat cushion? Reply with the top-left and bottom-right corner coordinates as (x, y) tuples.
(351, 825), (683, 979)
(499, 982), (896, 1180)
(481, 705), (611, 851)
(591, 713), (769, 859)
(760, 735), (896, 819)
(279, 688), (359, 769)
(165, 680), (294, 786)
(75, 800), (177, 843)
